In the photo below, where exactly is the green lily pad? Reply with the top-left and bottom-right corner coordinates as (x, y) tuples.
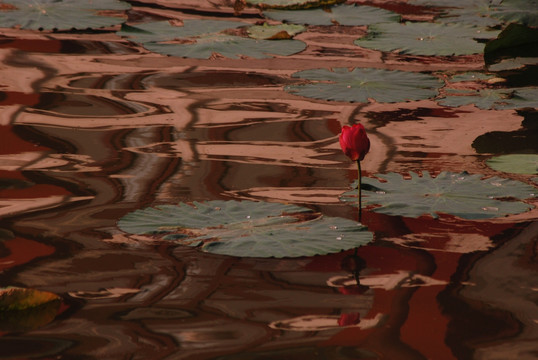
(490, 0), (538, 27)
(340, 171), (535, 219)
(449, 72), (496, 82)
(0, 287), (62, 332)
(118, 200), (372, 258)
(484, 23), (538, 66)
(439, 87), (538, 110)
(118, 20), (306, 59)
(354, 22), (496, 56)
(285, 68), (442, 103)
(486, 154), (538, 174)
(0, 0), (130, 30)
(246, 0), (344, 10)
(247, 23), (306, 39)
(410, 0), (538, 27)
(263, 4), (400, 26)
(409, 0), (503, 27)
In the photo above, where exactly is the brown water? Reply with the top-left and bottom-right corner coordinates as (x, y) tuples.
(1, 1), (537, 359)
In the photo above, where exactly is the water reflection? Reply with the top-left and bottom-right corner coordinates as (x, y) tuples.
(0, 3), (537, 360)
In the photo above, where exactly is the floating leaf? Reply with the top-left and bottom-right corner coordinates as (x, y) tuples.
(340, 171), (535, 219)
(246, 0), (344, 10)
(439, 87), (538, 110)
(486, 154), (538, 174)
(247, 23), (306, 39)
(118, 20), (306, 59)
(488, 57), (538, 72)
(0, 287), (61, 332)
(263, 4), (400, 26)
(285, 68), (442, 103)
(0, 0), (130, 30)
(490, 0), (538, 27)
(118, 200), (372, 258)
(355, 22), (496, 56)
(484, 23), (538, 66)
(409, 0), (503, 27)
(449, 72), (496, 82)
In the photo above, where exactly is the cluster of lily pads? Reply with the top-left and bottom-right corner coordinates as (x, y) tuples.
(2, 0), (536, 258)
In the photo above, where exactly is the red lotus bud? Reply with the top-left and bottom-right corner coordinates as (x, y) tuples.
(339, 124), (370, 161)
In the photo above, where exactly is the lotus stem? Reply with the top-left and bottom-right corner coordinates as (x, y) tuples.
(357, 160), (362, 223)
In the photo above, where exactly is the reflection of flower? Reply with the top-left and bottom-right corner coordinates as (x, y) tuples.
(338, 312), (361, 327)
(339, 124), (370, 161)
(338, 284), (369, 295)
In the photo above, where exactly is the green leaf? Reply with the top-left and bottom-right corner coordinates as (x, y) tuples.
(439, 87), (538, 110)
(490, 0), (538, 27)
(449, 72), (496, 82)
(118, 20), (248, 43)
(355, 22), (496, 56)
(285, 68), (442, 103)
(118, 20), (306, 59)
(0, 287), (61, 332)
(0, 0), (130, 30)
(118, 200), (372, 258)
(409, 0), (503, 27)
(263, 4), (400, 26)
(484, 23), (538, 66)
(340, 171), (535, 219)
(486, 154), (538, 174)
(247, 23), (306, 39)
(246, 0), (345, 10)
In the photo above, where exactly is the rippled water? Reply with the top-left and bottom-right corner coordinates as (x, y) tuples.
(1, 2), (537, 360)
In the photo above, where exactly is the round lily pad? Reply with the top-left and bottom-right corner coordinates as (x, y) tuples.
(118, 20), (306, 59)
(0, 0), (130, 30)
(439, 87), (538, 110)
(285, 68), (442, 103)
(354, 22), (494, 56)
(263, 4), (400, 26)
(340, 171), (536, 219)
(486, 154), (538, 174)
(118, 200), (372, 258)
(409, 0), (504, 27)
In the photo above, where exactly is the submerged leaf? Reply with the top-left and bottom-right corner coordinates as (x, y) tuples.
(263, 4), (400, 26)
(118, 200), (372, 258)
(355, 22), (496, 56)
(340, 171), (535, 219)
(486, 154), (538, 174)
(285, 68), (441, 103)
(0, 0), (130, 30)
(118, 20), (306, 59)
(0, 287), (61, 332)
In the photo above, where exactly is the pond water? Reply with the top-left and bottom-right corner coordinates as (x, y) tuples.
(1, 1), (537, 359)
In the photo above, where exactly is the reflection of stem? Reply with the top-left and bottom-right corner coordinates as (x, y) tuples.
(357, 160), (362, 223)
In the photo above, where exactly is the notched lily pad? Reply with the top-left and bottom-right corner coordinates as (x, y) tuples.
(118, 20), (306, 59)
(118, 200), (372, 258)
(355, 22), (497, 56)
(0, 0), (130, 30)
(439, 87), (538, 110)
(285, 68), (442, 103)
(486, 154), (538, 174)
(340, 171), (536, 219)
(263, 4), (400, 26)
(0, 287), (62, 332)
